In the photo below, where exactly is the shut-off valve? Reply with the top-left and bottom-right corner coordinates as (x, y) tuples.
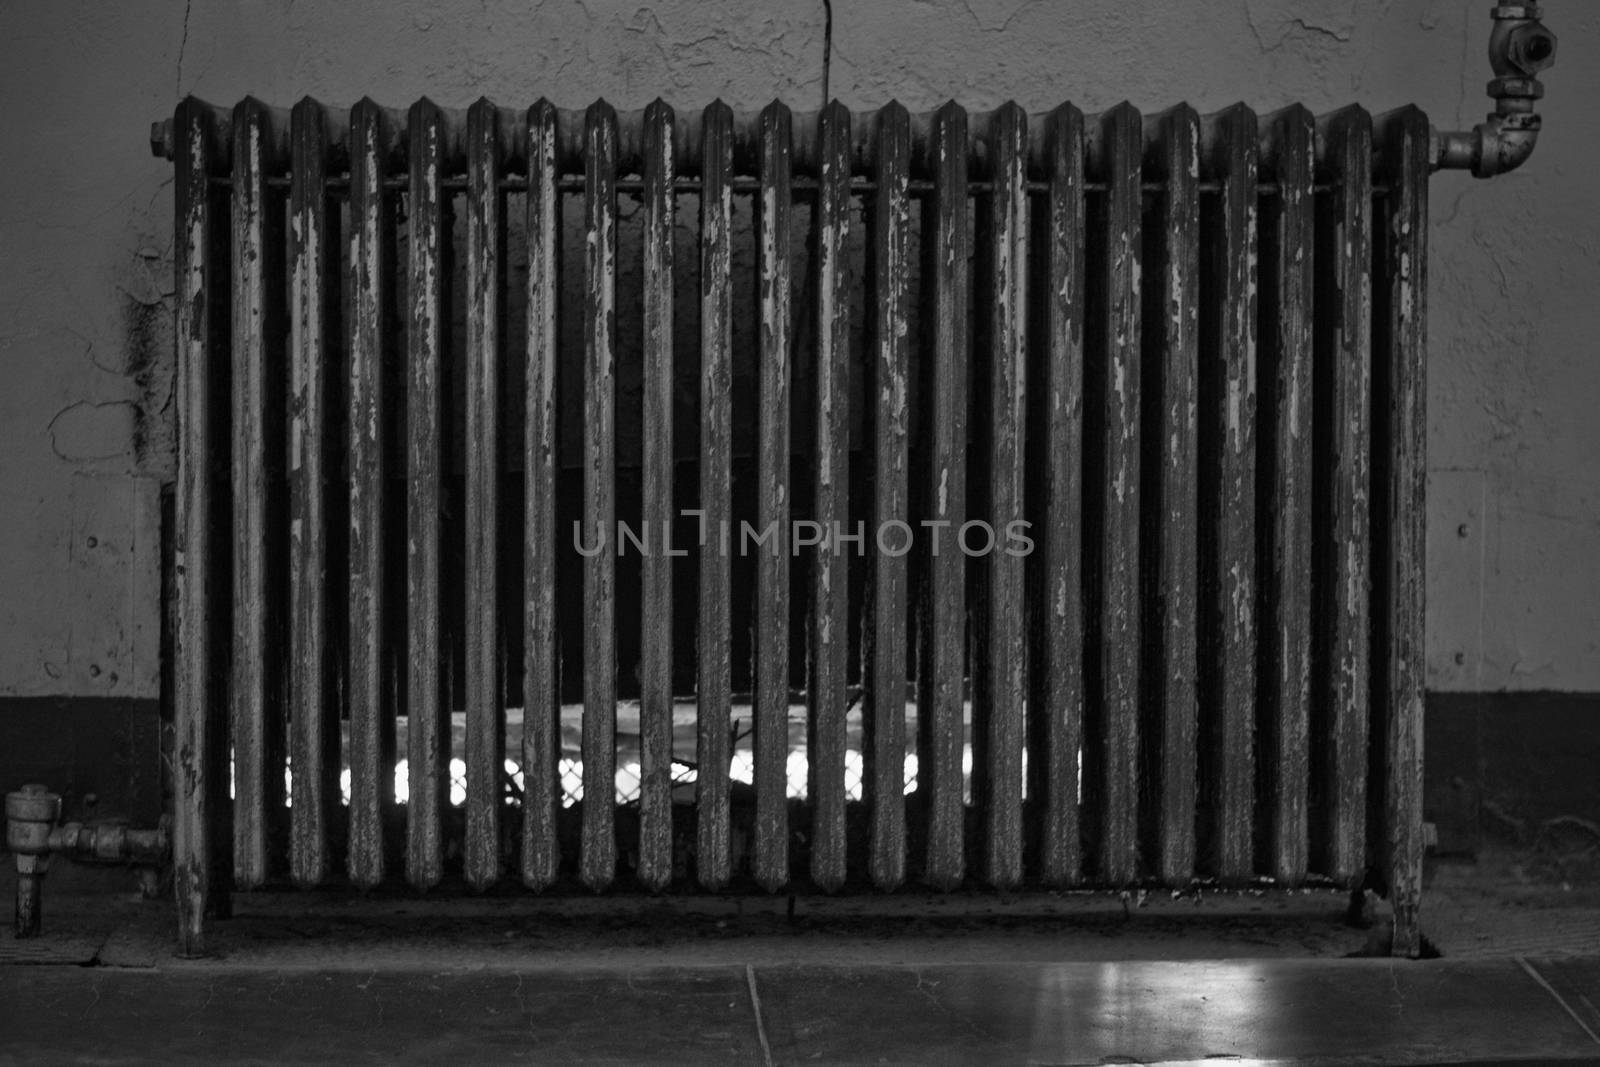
(6, 784), (169, 938)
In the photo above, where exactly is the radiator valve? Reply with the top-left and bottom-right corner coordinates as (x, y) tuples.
(5, 784), (170, 939)
(1435, 3), (1557, 176)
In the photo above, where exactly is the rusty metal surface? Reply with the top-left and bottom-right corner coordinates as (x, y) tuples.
(1260, 104), (1315, 887)
(346, 97), (394, 892)
(405, 98), (448, 891)
(153, 95), (1434, 928)
(864, 102), (911, 892)
(1317, 105), (1373, 886)
(637, 99), (676, 894)
(695, 101), (734, 892)
(1027, 103), (1086, 889)
(580, 101), (619, 893)
(918, 102), (968, 892)
(1203, 103), (1258, 884)
(1093, 102), (1142, 886)
(7, 784), (62, 938)
(753, 100), (793, 894)
(977, 102), (1028, 890)
(464, 98), (505, 891)
(1375, 106), (1430, 959)
(521, 100), (562, 891)
(1148, 103), (1199, 887)
(172, 97), (228, 957)
(808, 100), (852, 894)
(288, 97), (339, 890)
(7, 785), (170, 940)
(150, 97), (1448, 186)
(228, 97), (284, 891)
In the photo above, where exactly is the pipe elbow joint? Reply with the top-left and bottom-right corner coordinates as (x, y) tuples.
(1472, 115), (1540, 178)
(1433, 112), (1542, 178)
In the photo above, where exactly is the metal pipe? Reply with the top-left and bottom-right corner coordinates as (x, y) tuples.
(5, 784), (171, 939)
(6, 785), (59, 937)
(1433, 3), (1556, 177)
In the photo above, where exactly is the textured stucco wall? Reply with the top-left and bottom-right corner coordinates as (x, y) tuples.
(0, 0), (1595, 699)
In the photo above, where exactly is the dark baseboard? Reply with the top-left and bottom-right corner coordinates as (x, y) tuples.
(1425, 690), (1600, 857)
(0, 697), (162, 825)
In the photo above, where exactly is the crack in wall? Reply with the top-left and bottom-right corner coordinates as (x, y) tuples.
(47, 400), (138, 464)
(820, 0), (832, 109)
(175, 0), (191, 98)
(1243, 0), (1359, 52)
(960, 0), (1040, 34)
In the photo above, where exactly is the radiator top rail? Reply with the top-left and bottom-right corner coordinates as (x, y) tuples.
(150, 96), (1421, 185)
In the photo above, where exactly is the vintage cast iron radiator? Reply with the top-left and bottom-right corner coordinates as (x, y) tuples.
(153, 92), (1439, 958)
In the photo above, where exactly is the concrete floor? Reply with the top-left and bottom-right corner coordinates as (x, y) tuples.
(3, 859), (1599, 1064)
(4, 957), (1600, 1065)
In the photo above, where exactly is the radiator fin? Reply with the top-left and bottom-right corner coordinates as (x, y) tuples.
(521, 100), (564, 891)
(695, 100), (735, 891)
(1203, 103), (1259, 883)
(1091, 102), (1143, 885)
(637, 98), (677, 893)
(1028, 103), (1087, 888)
(346, 97), (394, 890)
(229, 96), (284, 890)
(1317, 104), (1373, 884)
(754, 100), (794, 893)
(579, 100), (619, 892)
(464, 97), (505, 890)
(173, 97), (229, 957)
(1147, 102), (1200, 886)
(864, 102), (912, 891)
(918, 101), (969, 892)
(1260, 104), (1316, 886)
(288, 96), (339, 889)
(405, 98), (448, 890)
(809, 100), (853, 893)
(1375, 105), (1429, 961)
(976, 101), (1029, 889)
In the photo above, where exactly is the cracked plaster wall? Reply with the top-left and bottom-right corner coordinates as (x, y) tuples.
(0, 0), (1595, 700)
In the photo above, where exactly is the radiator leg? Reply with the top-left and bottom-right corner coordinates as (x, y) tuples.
(1392, 901), (1422, 959)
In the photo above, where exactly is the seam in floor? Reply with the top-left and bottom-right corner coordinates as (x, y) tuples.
(1518, 957), (1600, 1047)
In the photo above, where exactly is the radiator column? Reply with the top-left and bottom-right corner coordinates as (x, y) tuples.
(1026, 103), (1087, 889)
(521, 99), (563, 890)
(863, 101), (913, 891)
(405, 98), (449, 890)
(809, 99), (854, 893)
